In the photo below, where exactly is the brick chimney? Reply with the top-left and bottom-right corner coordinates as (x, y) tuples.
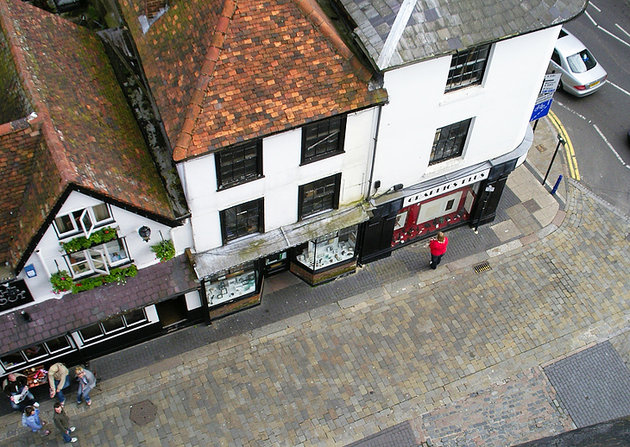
(145, 0), (168, 20)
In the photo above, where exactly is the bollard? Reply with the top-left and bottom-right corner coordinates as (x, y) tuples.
(551, 175), (563, 195)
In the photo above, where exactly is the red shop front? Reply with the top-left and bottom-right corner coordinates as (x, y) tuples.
(391, 185), (477, 247)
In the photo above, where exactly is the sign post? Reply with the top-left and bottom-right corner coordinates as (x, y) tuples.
(530, 73), (562, 122)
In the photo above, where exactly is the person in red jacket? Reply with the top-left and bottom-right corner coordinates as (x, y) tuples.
(429, 231), (448, 269)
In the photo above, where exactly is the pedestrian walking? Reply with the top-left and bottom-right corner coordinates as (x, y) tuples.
(48, 362), (70, 405)
(429, 231), (449, 269)
(53, 402), (77, 443)
(2, 373), (37, 410)
(21, 405), (50, 437)
(74, 366), (96, 406)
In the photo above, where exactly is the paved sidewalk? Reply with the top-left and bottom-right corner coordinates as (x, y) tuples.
(1, 117), (629, 446)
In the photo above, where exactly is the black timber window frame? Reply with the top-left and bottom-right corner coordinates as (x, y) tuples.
(301, 115), (347, 164)
(445, 44), (491, 92)
(298, 173), (341, 220)
(220, 198), (264, 244)
(430, 118), (472, 165)
(215, 139), (263, 190)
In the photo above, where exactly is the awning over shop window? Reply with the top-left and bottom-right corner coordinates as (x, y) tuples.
(193, 204), (370, 278)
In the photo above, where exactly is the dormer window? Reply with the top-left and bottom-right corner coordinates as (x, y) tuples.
(54, 203), (113, 238)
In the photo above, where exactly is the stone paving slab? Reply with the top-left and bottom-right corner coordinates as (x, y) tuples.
(345, 421), (417, 447)
(414, 368), (573, 447)
(543, 341), (630, 428)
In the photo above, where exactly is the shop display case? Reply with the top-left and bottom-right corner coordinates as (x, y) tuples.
(205, 271), (256, 306)
(291, 226), (359, 286)
(204, 261), (263, 320)
(295, 226), (357, 271)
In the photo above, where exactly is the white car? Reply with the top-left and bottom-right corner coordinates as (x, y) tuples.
(549, 29), (607, 97)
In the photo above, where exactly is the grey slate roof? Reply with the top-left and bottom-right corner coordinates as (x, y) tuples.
(336, 0), (587, 70)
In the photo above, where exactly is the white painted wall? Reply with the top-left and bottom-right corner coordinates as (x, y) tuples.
(372, 26), (561, 193)
(182, 107), (379, 252)
(18, 190), (181, 301)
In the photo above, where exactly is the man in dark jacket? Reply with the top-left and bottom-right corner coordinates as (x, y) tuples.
(2, 373), (36, 410)
(53, 402), (77, 443)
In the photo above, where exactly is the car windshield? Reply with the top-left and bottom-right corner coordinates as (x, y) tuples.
(566, 49), (597, 73)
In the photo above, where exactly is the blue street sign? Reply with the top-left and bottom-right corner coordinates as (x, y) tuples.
(530, 98), (553, 121)
(530, 73), (561, 122)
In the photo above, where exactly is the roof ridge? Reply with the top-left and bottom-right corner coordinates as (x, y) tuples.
(172, 0), (237, 162)
(0, 1), (77, 183)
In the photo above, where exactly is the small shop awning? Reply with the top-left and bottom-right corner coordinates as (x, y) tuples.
(192, 204), (370, 278)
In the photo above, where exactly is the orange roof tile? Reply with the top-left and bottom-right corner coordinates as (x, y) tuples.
(0, 0), (179, 270)
(119, 0), (387, 162)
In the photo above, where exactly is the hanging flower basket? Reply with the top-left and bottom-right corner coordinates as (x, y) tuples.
(150, 240), (175, 262)
(50, 271), (73, 293)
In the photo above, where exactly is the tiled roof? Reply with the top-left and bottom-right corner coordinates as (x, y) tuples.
(337, 0), (587, 70)
(0, 117), (63, 272)
(0, 255), (198, 355)
(118, 0), (387, 162)
(0, 0), (180, 270)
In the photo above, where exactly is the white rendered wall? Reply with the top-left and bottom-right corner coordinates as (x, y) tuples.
(372, 26), (561, 193)
(182, 107), (378, 252)
(18, 190), (180, 301)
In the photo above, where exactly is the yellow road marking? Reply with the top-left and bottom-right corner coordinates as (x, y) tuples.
(547, 111), (580, 181)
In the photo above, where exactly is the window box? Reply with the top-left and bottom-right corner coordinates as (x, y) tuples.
(60, 226), (118, 254)
(50, 264), (138, 294)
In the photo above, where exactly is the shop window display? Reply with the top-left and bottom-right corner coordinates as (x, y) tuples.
(205, 263), (258, 307)
(295, 226), (357, 271)
(392, 187), (475, 247)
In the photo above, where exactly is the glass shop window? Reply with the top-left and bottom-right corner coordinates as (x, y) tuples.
(205, 262), (258, 307)
(0, 336), (74, 372)
(294, 225), (357, 271)
(78, 308), (149, 344)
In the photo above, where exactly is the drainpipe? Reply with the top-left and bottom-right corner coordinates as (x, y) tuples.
(35, 250), (51, 278)
(366, 104), (383, 201)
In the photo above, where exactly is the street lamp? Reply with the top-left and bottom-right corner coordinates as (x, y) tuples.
(138, 226), (151, 242)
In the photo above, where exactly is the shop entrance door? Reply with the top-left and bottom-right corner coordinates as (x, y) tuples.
(156, 296), (188, 332)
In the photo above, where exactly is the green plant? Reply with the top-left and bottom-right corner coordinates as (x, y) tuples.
(71, 264), (138, 293)
(50, 270), (73, 293)
(61, 227), (117, 253)
(150, 239), (175, 262)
